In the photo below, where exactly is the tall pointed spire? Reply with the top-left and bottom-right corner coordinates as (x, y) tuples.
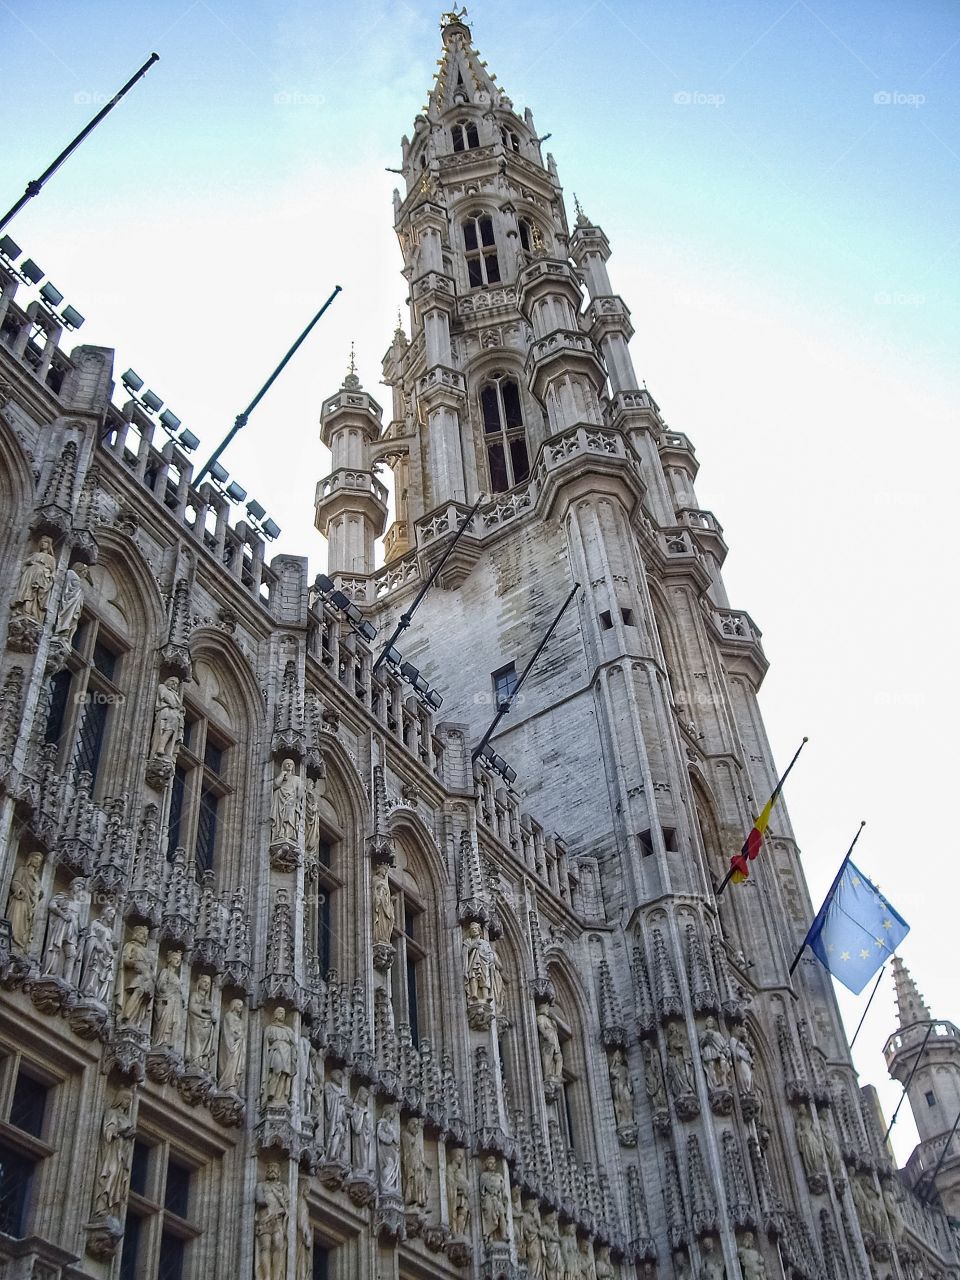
(892, 955), (931, 1028)
(429, 10), (510, 116)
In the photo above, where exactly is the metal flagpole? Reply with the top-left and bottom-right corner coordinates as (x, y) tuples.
(884, 1022), (935, 1145)
(788, 820), (866, 976)
(371, 494), (485, 674)
(922, 1107), (960, 1204)
(849, 964), (886, 1050)
(471, 582), (580, 763)
(195, 285), (342, 484)
(1, 53), (160, 232)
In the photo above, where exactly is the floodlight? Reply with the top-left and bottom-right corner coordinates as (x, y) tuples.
(330, 590), (350, 610)
(344, 602), (363, 625)
(315, 573), (335, 594)
(425, 689), (443, 710)
(262, 518), (281, 540)
(246, 499), (266, 521)
(159, 409), (181, 432)
(179, 429), (200, 451)
(480, 743), (496, 763)
(39, 283), (63, 308)
(412, 674), (429, 695)
(0, 235), (21, 261)
(60, 305), (85, 330)
(20, 259), (43, 284)
(503, 765), (517, 785)
(400, 661), (420, 682)
(209, 461), (229, 484)
(121, 369), (144, 393)
(492, 753), (508, 774)
(383, 645), (402, 666)
(357, 620), (377, 643)
(141, 389), (163, 412)
(225, 481), (247, 503)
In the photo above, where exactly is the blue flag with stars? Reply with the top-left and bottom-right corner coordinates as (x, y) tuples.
(805, 857), (909, 994)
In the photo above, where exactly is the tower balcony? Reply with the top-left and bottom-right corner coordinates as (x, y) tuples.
(319, 384), (383, 448)
(678, 507), (728, 566)
(585, 295), (635, 345)
(524, 328), (606, 401)
(517, 258), (585, 319)
(704, 605), (767, 684)
(658, 430), (700, 480)
(885, 1020), (960, 1073)
(410, 270), (457, 325)
(313, 468), (389, 537)
(416, 364), (466, 411)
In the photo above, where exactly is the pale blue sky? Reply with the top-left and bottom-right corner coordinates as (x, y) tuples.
(3, 0), (959, 1159)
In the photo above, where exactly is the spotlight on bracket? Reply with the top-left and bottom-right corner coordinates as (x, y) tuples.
(208, 461), (229, 485)
(313, 573), (378, 643)
(477, 742), (517, 786)
(140, 389), (163, 413)
(225, 481), (248, 504)
(158, 409), (181, 434)
(383, 652), (444, 710)
(246, 499), (267, 522)
(60, 304), (85, 330)
(262, 517), (281, 541)
(39, 282), (63, 309)
(178, 429), (200, 452)
(19, 259), (44, 285)
(121, 369), (144, 394)
(0, 235), (21, 263)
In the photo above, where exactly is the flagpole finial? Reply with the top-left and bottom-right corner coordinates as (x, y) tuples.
(802, 735), (809, 742)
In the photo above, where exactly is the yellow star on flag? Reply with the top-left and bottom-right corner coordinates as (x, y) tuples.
(859, 948), (871, 960)
(840, 951), (851, 962)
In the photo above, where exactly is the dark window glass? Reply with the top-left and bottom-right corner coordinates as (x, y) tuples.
(510, 132), (520, 152)
(479, 218), (495, 247)
(405, 910), (417, 943)
(467, 257), (483, 288)
(407, 959), (420, 1047)
(510, 439), (530, 484)
(317, 840), (332, 870)
(485, 253), (501, 284)
(45, 669), (72, 746)
(313, 1243), (330, 1280)
(463, 221), (478, 252)
(72, 620), (89, 653)
(488, 444), (508, 493)
(926, 1090), (936, 1107)
(118, 1212), (142, 1280)
(74, 699), (107, 780)
(318, 891), (333, 975)
(466, 122), (480, 149)
(167, 766), (187, 857)
(92, 641), (118, 680)
(130, 1140), (151, 1196)
(481, 385), (501, 433)
(0, 1143), (32, 1237)
(164, 1160), (191, 1217)
(502, 380), (523, 429)
(158, 1231), (185, 1280)
(195, 788), (219, 872)
(10, 1073), (47, 1138)
(203, 738), (223, 775)
(563, 1083), (576, 1149)
(493, 664), (517, 706)
(452, 125), (464, 152)
(181, 716), (196, 751)
(519, 220), (531, 251)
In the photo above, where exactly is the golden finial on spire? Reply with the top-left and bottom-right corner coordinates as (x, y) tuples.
(573, 192), (589, 227)
(441, 6), (468, 27)
(348, 341), (356, 378)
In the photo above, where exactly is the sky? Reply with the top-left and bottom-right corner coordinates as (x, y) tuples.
(2, 0), (959, 1163)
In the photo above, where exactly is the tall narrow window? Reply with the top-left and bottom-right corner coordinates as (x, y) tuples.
(311, 837), (340, 978)
(492, 663), (518, 709)
(479, 374), (529, 493)
(166, 709), (232, 870)
(463, 215), (500, 288)
(452, 120), (480, 151)
(123, 1141), (199, 1279)
(43, 614), (125, 791)
(391, 893), (424, 1046)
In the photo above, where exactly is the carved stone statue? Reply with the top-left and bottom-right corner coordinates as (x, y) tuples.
(700, 1017), (732, 1090)
(580, 1237), (599, 1280)
(561, 1222), (580, 1277)
(304, 777), (321, 859)
(295, 1178), (312, 1280)
(372, 863), (395, 946)
(479, 1155), (508, 1242)
(673, 1249), (692, 1279)
(537, 1006), (564, 1085)
(700, 1235), (725, 1280)
(152, 950), (185, 1050)
(350, 1087), (373, 1172)
(7, 851), (45, 952)
(93, 1089), (136, 1219)
(300, 1041), (322, 1125)
(185, 973), (217, 1071)
(79, 904), (118, 1003)
(594, 1245), (614, 1280)
(377, 1102), (402, 1195)
(271, 758), (303, 845)
(729, 1030), (755, 1093)
(665, 1021), (695, 1098)
(463, 921), (504, 1007)
(401, 1116), (428, 1209)
(323, 1069), (348, 1163)
(12, 535), (56, 623)
(643, 1039), (668, 1110)
(150, 676), (185, 760)
(523, 1200), (544, 1279)
(218, 997), (246, 1092)
(795, 1110), (825, 1180)
(41, 877), (85, 983)
(737, 1231), (767, 1279)
(447, 1146), (471, 1236)
(821, 1120), (844, 1183)
(254, 1162), (289, 1280)
(54, 561), (90, 640)
(542, 1210), (562, 1280)
(119, 925), (154, 1027)
(608, 1047), (635, 1129)
(262, 1007), (297, 1106)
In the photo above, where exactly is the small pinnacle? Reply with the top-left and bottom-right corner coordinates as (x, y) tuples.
(348, 341), (356, 378)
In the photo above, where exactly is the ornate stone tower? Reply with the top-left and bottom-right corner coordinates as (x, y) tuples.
(885, 958), (960, 1217)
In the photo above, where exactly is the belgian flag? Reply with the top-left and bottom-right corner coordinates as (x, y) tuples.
(727, 738), (808, 886)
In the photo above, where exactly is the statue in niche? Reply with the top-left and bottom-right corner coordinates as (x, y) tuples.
(513, 1186), (526, 1262)
(12, 535), (55, 623)
(304, 777), (321, 858)
(254, 1162), (289, 1280)
(372, 863), (395, 946)
(700, 1017), (733, 1090)
(536, 1005), (564, 1084)
(479, 1155), (509, 1242)
(93, 1089), (136, 1219)
(579, 1236), (599, 1280)
(295, 1177), (312, 1280)
(323, 1069), (348, 1163)
(54, 561), (90, 640)
(185, 973), (217, 1071)
(463, 921), (504, 1007)
(350, 1086), (373, 1172)
(665, 1021), (695, 1098)
(271, 758), (303, 845)
(642, 1039), (668, 1110)
(401, 1116), (428, 1209)
(795, 1110), (825, 1180)
(41, 877), (85, 983)
(542, 1210), (562, 1280)
(700, 1235), (725, 1280)
(377, 1102), (402, 1195)
(560, 1222), (580, 1276)
(608, 1047), (635, 1129)
(729, 1029), (755, 1093)
(447, 1146), (471, 1236)
(523, 1200), (544, 1279)
(218, 997), (246, 1092)
(7, 851), (45, 952)
(79, 904), (118, 1004)
(262, 1007), (297, 1107)
(152, 949), (185, 1050)
(594, 1245), (615, 1280)
(150, 676), (185, 760)
(821, 1120), (844, 1183)
(673, 1249), (692, 1279)
(737, 1231), (767, 1279)
(300, 1041), (322, 1125)
(119, 924), (154, 1027)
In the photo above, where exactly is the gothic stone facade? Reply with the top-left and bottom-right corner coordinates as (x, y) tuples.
(0, 12), (956, 1280)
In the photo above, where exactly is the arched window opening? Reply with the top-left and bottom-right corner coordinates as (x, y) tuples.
(166, 696), (234, 872)
(452, 121), (480, 152)
(501, 127), (521, 153)
(479, 374), (529, 493)
(390, 888), (424, 1046)
(463, 215), (500, 289)
(45, 613), (126, 794)
(312, 834), (341, 976)
(518, 218), (532, 253)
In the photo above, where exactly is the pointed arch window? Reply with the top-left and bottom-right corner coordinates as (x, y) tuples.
(166, 707), (233, 872)
(44, 615), (126, 794)
(463, 215), (500, 288)
(501, 127), (521, 153)
(452, 121), (480, 152)
(480, 374), (529, 493)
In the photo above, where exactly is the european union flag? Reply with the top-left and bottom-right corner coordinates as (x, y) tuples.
(804, 857), (909, 994)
